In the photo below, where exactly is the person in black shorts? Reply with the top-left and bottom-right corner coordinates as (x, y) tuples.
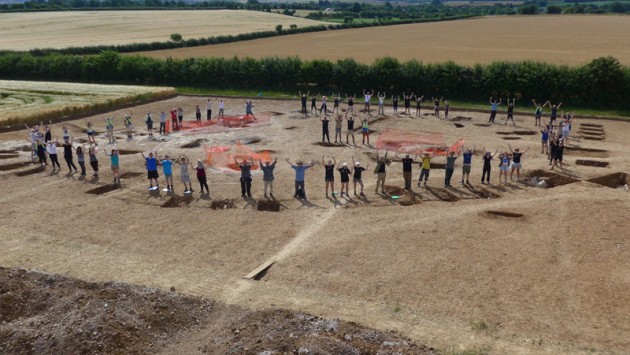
(413, 94), (424, 117)
(548, 132), (557, 165)
(351, 156), (367, 196)
(505, 97), (516, 126)
(508, 143), (529, 181)
(403, 92), (413, 115)
(489, 96), (502, 123)
(546, 100), (562, 126)
(433, 96), (442, 118)
(345, 93), (356, 118)
(551, 137), (564, 171)
(311, 93), (320, 115)
(321, 116), (330, 143)
(346, 116), (355, 144)
(299, 90), (309, 116)
(392, 95), (399, 117)
(400, 154), (415, 190)
(338, 163), (351, 197)
(322, 156), (336, 197)
(332, 93), (341, 114)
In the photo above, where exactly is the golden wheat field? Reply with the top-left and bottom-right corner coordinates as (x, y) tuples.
(0, 10), (326, 51)
(138, 15), (630, 66)
(0, 80), (175, 124)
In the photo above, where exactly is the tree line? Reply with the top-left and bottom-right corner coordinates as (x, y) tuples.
(0, 52), (627, 110)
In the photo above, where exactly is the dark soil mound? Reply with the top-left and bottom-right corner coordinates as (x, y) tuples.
(0, 267), (214, 355)
(502, 136), (521, 140)
(453, 123), (465, 128)
(210, 199), (235, 210)
(117, 149), (141, 155)
(484, 210), (524, 218)
(161, 195), (193, 208)
(181, 138), (208, 148)
(451, 116), (472, 122)
(0, 267), (436, 354)
(587, 172), (629, 189)
(575, 160), (609, 168)
(513, 130), (537, 136)
(85, 184), (120, 195)
(257, 199), (281, 212)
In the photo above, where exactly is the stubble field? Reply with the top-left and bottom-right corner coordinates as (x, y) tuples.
(137, 15), (630, 65)
(0, 95), (629, 354)
(0, 10), (326, 51)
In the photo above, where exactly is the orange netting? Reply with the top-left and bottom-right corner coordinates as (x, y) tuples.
(177, 113), (271, 135)
(376, 128), (464, 155)
(204, 142), (272, 173)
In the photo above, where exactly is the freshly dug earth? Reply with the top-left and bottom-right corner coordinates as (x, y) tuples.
(0, 267), (433, 354)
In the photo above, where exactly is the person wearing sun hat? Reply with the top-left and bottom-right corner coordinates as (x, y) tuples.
(287, 158), (315, 199)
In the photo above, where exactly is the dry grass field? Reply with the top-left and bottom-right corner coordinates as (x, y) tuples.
(0, 80), (175, 125)
(0, 10), (326, 51)
(0, 95), (629, 354)
(138, 15), (630, 65)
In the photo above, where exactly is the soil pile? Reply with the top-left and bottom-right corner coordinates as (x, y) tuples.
(0, 267), (435, 354)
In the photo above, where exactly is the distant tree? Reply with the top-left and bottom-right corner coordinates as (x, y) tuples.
(289, 24), (298, 29)
(546, 5), (562, 13)
(352, 2), (361, 12)
(170, 33), (182, 42)
(275, 24), (283, 32)
(519, 4), (538, 14)
(344, 16), (353, 23)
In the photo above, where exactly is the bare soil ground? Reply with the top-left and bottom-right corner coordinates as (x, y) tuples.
(0, 10), (326, 51)
(0, 96), (629, 354)
(136, 15), (630, 65)
(0, 267), (434, 354)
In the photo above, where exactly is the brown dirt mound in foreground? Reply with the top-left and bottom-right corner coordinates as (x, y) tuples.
(0, 267), (435, 354)
(0, 267), (214, 354)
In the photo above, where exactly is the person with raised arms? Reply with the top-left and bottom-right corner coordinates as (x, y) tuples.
(391, 94), (399, 117)
(488, 96), (501, 123)
(141, 150), (159, 190)
(345, 93), (355, 118)
(103, 147), (120, 184)
(206, 98), (214, 120)
(160, 154), (174, 192)
(351, 156), (368, 196)
(124, 112), (133, 140)
(377, 92), (386, 115)
(244, 100), (257, 121)
(460, 145), (475, 185)
(444, 100), (450, 120)
(413, 94), (424, 117)
(299, 90), (309, 116)
(338, 162), (351, 197)
(259, 157), (277, 198)
(330, 93), (341, 115)
(287, 158), (315, 199)
(546, 100), (562, 127)
(311, 93), (320, 115)
(498, 151), (510, 184)
(433, 96), (442, 118)
(508, 143), (529, 181)
(346, 116), (356, 145)
(481, 149), (497, 185)
(88, 145), (98, 177)
(418, 151), (433, 188)
(321, 115), (331, 143)
(195, 159), (209, 195)
(320, 95), (328, 116)
(334, 115), (343, 143)
(445, 150), (460, 188)
(159, 111), (167, 135)
(46, 139), (61, 171)
(505, 97), (516, 126)
(531, 99), (547, 127)
(145, 112), (154, 139)
(62, 137), (78, 173)
(374, 149), (390, 194)
(235, 157), (253, 198)
(400, 153), (416, 190)
(540, 126), (550, 155)
(177, 155), (193, 193)
(361, 118), (370, 145)
(403, 92), (413, 115)
(103, 115), (116, 144)
(363, 89), (373, 116)
(322, 155), (337, 197)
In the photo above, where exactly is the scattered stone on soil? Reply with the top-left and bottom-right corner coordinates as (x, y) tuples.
(210, 199), (236, 210)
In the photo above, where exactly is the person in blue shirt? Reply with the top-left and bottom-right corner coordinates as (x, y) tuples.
(141, 150), (159, 190)
(540, 127), (549, 155)
(286, 158), (315, 199)
(488, 96), (502, 123)
(161, 155), (174, 191)
(460, 145), (475, 185)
